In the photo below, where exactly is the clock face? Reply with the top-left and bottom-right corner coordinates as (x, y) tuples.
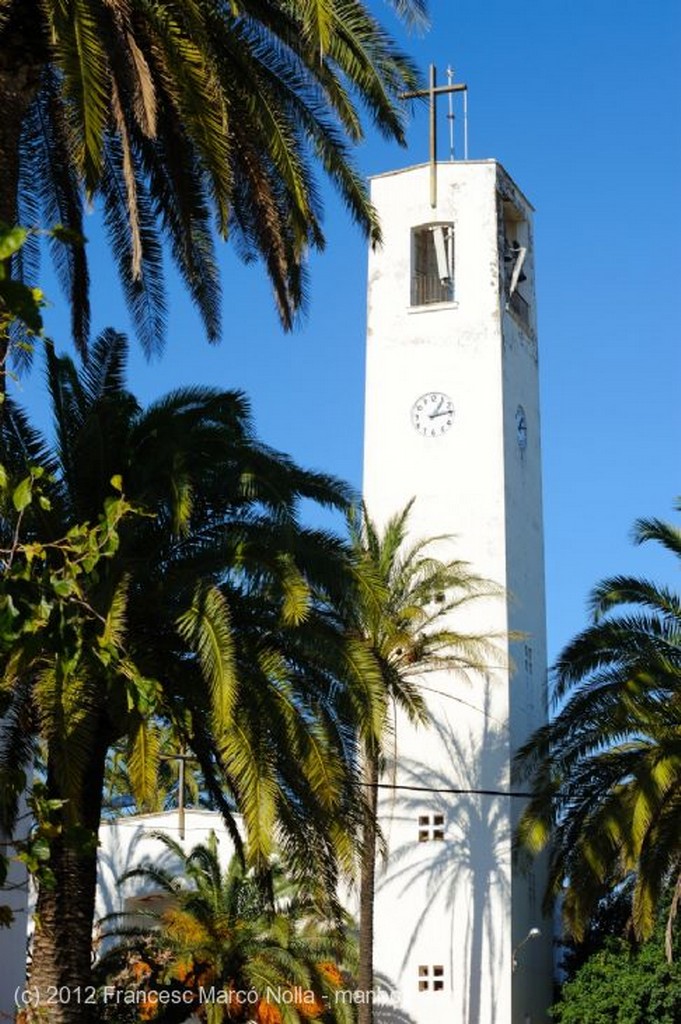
(411, 392), (455, 436)
(516, 405), (527, 449)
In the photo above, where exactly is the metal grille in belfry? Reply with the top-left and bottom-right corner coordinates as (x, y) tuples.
(411, 228), (454, 305)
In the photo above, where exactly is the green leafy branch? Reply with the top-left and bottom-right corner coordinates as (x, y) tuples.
(0, 222), (85, 381)
(0, 471), (150, 926)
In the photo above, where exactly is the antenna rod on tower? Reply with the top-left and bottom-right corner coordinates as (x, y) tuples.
(446, 65), (455, 160)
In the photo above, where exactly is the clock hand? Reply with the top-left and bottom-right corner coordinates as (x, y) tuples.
(429, 407), (453, 419)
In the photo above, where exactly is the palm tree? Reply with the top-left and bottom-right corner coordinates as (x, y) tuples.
(98, 831), (357, 1024)
(0, 0), (426, 376)
(515, 501), (681, 959)
(343, 502), (500, 1024)
(0, 329), (373, 1020)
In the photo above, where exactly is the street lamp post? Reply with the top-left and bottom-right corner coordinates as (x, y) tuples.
(512, 927), (541, 972)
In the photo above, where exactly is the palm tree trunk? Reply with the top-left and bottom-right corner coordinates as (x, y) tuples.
(28, 732), (109, 1024)
(358, 751), (379, 1024)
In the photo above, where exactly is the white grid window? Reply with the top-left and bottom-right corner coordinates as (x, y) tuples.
(418, 965), (444, 992)
(418, 813), (445, 842)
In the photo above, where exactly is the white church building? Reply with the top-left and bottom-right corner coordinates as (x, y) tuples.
(0, 151), (553, 1024)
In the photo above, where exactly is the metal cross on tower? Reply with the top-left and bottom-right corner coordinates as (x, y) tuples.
(400, 64), (468, 208)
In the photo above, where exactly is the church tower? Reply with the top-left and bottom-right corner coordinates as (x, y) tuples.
(362, 157), (552, 1023)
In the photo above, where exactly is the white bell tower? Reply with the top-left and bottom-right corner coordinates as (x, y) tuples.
(362, 157), (552, 1023)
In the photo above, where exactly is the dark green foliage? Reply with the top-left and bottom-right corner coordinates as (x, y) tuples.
(558, 879), (635, 981)
(1, 0), (427, 358)
(0, 327), (376, 1016)
(552, 925), (681, 1024)
(515, 499), (681, 945)
(1, 327), (368, 874)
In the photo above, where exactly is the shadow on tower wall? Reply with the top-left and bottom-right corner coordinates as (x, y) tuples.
(376, 687), (510, 1024)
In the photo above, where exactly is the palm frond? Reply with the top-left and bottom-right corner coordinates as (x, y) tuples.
(22, 70), (90, 355)
(80, 329), (130, 406)
(47, 0), (111, 189)
(126, 716), (163, 811)
(633, 513), (681, 560)
(590, 574), (681, 622)
(176, 583), (237, 737)
(100, 136), (167, 357)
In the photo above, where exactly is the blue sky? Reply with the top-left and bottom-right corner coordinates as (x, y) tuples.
(14, 0), (681, 667)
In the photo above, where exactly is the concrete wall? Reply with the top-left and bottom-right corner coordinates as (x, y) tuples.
(97, 809), (240, 932)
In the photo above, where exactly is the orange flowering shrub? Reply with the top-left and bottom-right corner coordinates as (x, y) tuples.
(138, 996), (159, 1022)
(295, 991), (324, 1018)
(257, 998), (283, 1024)
(318, 962), (343, 988)
(255, 972), (335, 1024)
(131, 958), (153, 982)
